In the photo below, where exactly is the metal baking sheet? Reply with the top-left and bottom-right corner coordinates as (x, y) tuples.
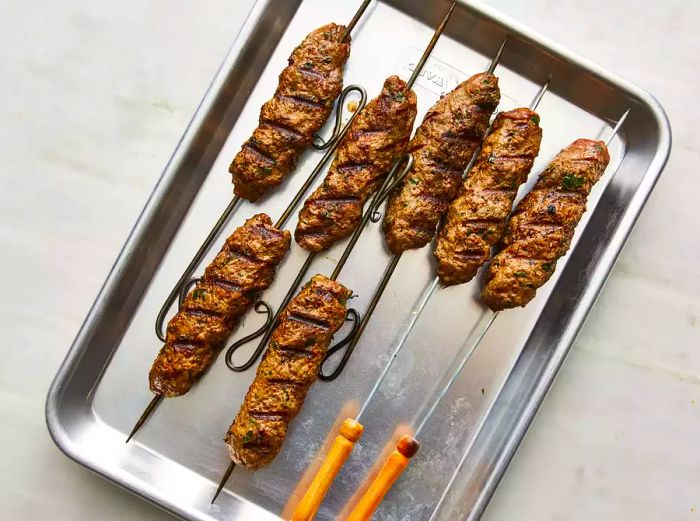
(46, 1), (671, 520)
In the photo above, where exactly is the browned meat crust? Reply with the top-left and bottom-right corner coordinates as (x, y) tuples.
(149, 214), (291, 397)
(382, 72), (501, 254)
(229, 24), (351, 202)
(226, 274), (351, 469)
(481, 139), (610, 311)
(435, 108), (542, 285)
(295, 75), (418, 252)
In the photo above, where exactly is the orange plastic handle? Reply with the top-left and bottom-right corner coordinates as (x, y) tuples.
(343, 435), (420, 521)
(290, 419), (364, 521)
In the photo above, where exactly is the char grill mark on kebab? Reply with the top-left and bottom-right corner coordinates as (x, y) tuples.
(230, 24), (351, 201)
(226, 275), (351, 469)
(149, 214), (291, 397)
(435, 108), (543, 285)
(295, 75), (418, 252)
(481, 138), (610, 310)
(382, 72), (501, 254)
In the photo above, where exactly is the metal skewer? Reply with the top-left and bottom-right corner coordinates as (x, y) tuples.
(341, 108), (630, 521)
(342, 0), (373, 42)
(212, 5), (457, 506)
(319, 36), (507, 381)
(223, 2), (456, 378)
(127, 85), (367, 444)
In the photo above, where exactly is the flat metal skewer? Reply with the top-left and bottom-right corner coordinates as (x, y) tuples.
(342, 107), (631, 521)
(125, 395), (163, 443)
(342, 0), (373, 42)
(426, 112), (630, 521)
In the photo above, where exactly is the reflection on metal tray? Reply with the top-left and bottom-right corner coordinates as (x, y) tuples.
(46, 0), (670, 520)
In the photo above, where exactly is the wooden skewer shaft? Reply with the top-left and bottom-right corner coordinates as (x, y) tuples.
(290, 419), (364, 521)
(343, 436), (419, 521)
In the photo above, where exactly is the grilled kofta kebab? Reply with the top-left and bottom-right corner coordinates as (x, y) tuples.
(230, 24), (351, 202)
(227, 274), (352, 469)
(382, 72), (501, 254)
(481, 138), (610, 310)
(149, 214), (291, 397)
(435, 108), (543, 285)
(295, 75), (418, 252)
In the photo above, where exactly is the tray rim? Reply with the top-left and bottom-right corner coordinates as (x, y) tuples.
(45, 0), (672, 520)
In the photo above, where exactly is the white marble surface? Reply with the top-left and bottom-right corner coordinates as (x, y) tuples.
(0, 0), (697, 520)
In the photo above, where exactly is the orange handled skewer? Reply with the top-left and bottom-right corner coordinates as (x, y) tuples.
(343, 436), (419, 521)
(290, 419), (364, 521)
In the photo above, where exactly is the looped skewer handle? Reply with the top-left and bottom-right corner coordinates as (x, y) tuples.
(313, 85), (367, 150)
(318, 308), (360, 381)
(225, 252), (317, 372)
(343, 435), (420, 521)
(223, 301), (274, 371)
(290, 419), (364, 521)
(323, 253), (401, 381)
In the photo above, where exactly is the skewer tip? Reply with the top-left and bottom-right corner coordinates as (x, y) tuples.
(606, 109), (630, 146)
(211, 461), (237, 503)
(126, 394), (163, 443)
(342, 0), (373, 42)
(405, 1), (457, 90)
(487, 37), (508, 74)
(530, 76), (551, 111)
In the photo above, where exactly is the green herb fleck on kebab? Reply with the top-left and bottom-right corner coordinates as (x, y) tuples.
(562, 174), (585, 190)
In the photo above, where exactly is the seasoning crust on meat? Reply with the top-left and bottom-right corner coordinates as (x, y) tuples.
(295, 76), (418, 252)
(435, 108), (542, 285)
(149, 214), (291, 397)
(230, 24), (351, 201)
(226, 275), (351, 469)
(481, 139), (610, 311)
(382, 72), (501, 254)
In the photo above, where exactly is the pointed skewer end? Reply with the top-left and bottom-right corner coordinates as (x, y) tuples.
(488, 37), (508, 74)
(405, 1), (457, 90)
(342, 0), (373, 42)
(606, 109), (630, 146)
(126, 394), (163, 443)
(212, 461), (237, 504)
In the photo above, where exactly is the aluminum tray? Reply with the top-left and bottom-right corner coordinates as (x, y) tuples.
(46, 1), (671, 520)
